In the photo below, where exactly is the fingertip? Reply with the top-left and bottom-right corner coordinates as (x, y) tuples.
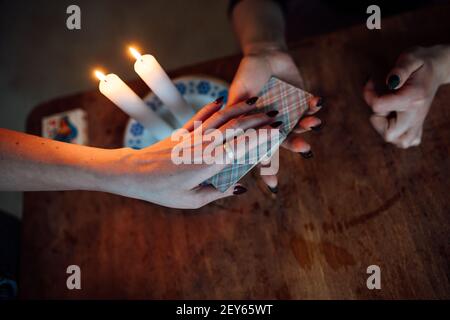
(298, 116), (322, 132)
(261, 174), (277, 190)
(233, 184), (247, 195)
(411, 138), (421, 147)
(308, 96), (322, 108)
(384, 129), (398, 143)
(213, 96), (225, 105)
(299, 150), (314, 159)
(387, 74), (401, 90)
(307, 96), (324, 115)
(268, 185), (278, 194)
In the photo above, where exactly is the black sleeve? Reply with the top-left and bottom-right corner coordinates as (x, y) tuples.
(228, 0), (288, 17)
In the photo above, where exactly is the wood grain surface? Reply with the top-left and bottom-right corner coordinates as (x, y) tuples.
(21, 4), (450, 299)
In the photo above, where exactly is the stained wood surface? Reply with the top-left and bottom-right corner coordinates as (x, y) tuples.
(21, 5), (450, 299)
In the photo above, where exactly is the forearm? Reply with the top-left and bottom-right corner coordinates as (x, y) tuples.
(0, 128), (124, 192)
(231, 0), (287, 55)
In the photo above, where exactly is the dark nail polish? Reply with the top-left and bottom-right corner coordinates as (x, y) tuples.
(266, 110), (279, 118)
(246, 97), (259, 105)
(300, 150), (313, 159)
(268, 185), (278, 194)
(316, 97), (324, 107)
(214, 96), (224, 104)
(270, 121), (283, 128)
(310, 122), (323, 132)
(387, 75), (400, 90)
(233, 185), (247, 195)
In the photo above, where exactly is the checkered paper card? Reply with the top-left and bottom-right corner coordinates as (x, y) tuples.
(204, 77), (313, 192)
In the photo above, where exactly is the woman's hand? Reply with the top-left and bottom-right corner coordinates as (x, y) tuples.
(0, 98), (276, 209)
(104, 97), (277, 209)
(364, 45), (450, 149)
(228, 48), (323, 192)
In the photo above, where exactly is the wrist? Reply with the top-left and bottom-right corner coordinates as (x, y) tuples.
(86, 147), (136, 194)
(243, 41), (287, 57)
(430, 45), (450, 85)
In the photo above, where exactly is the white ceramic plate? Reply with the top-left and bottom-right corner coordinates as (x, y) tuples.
(124, 75), (229, 149)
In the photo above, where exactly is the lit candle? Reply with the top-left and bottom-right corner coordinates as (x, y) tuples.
(129, 47), (194, 126)
(94, 70), (173, 140)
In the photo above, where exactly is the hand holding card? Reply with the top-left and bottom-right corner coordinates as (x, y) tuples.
(204, 77), (315, 192)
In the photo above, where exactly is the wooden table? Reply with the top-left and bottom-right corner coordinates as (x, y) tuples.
(21, 5), (450, 299)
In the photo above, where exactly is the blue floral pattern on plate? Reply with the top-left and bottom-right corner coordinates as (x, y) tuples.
(130, 122), (144, 136)
(196, 81), (211, 94)
(124, 76), (229, 150)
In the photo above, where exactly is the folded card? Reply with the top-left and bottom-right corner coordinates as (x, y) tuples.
(204, 77), (313, 192)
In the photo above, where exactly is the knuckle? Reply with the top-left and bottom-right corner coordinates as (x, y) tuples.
(228, 118), (241, 128)
(215, 110), (227, 119)
(384, 133), (395, 143)
(399, 141), (410, 149)
(413, 87), (427, 100)
(372, 101), (384, 113)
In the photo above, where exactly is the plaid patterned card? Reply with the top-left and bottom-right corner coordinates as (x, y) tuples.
(204, 77), (313, 192)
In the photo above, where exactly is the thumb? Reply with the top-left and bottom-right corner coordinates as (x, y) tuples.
(386, 52), (424, 90)
(227, 79), (250, 107)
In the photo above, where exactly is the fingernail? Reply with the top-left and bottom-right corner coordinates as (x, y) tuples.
(268, 185), (278, 194)
(233, 185), (247, 195)
(316, 97), (324, 107)
(270, 121), (283, 128)
(266, 110), (279, 118)
(387, 75), (400, 90)
(300, 150), (313, 159)
(246, 97), (259, 105)
(214, 96), (224, 104)
(310, 122), (323, 132)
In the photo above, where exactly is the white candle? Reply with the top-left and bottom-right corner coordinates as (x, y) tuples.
(94, 70), (173, 140)
(129, 47), (194, 126)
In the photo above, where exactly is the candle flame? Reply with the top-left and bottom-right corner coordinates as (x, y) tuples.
(129, 47), (142, 60)
(94, 70), (106, 81)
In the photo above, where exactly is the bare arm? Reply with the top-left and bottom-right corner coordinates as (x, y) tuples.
(0, 128), (121, 191)
(0, 97), (277, 208)
(231, 0), (287, 55)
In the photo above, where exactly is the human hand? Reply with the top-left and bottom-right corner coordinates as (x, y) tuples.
(364, 45), (450, 149)
(228, 48), (323, 192)
(104, 97), (277, 209)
